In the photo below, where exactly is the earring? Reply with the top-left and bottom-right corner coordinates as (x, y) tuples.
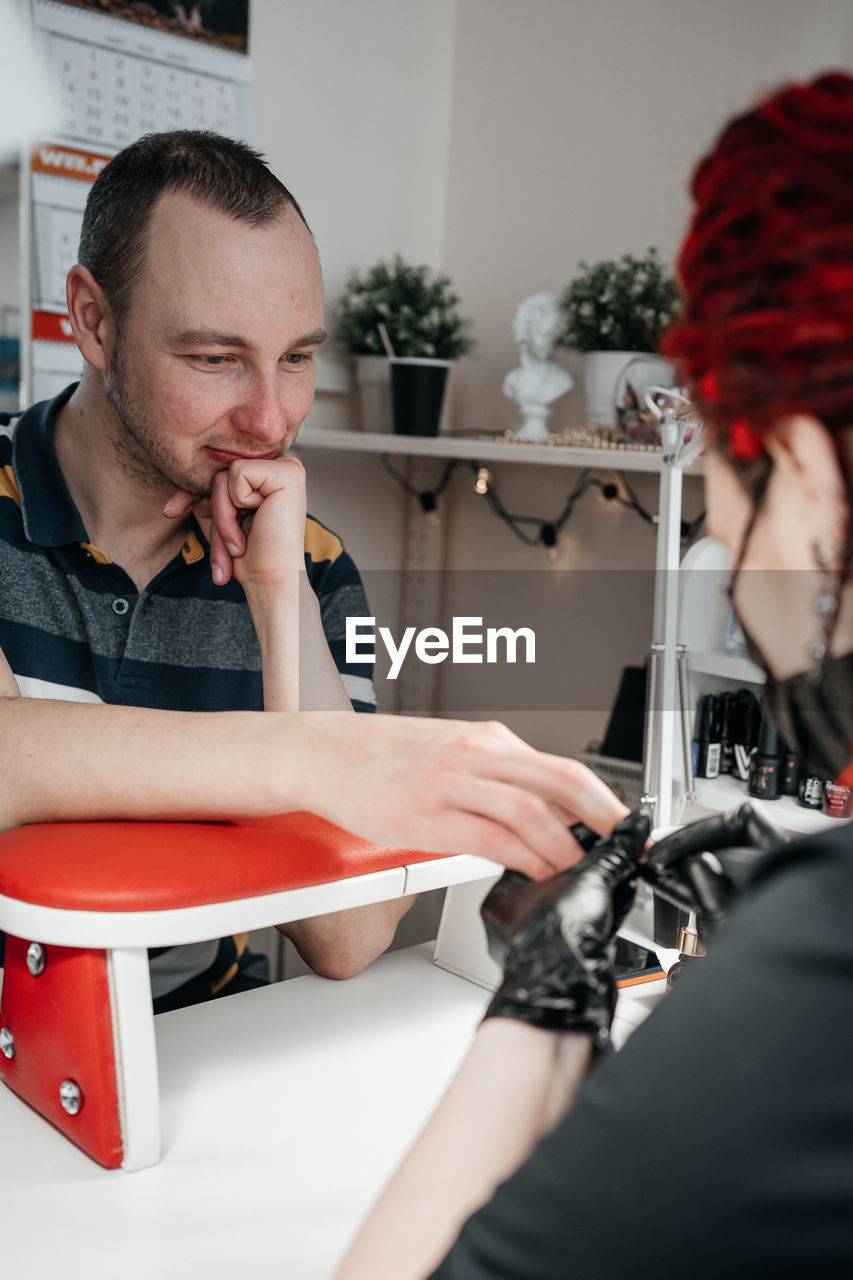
(808, 540), (839, 680)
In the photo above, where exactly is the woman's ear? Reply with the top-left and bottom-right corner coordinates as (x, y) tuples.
(65, 265), (114, 373)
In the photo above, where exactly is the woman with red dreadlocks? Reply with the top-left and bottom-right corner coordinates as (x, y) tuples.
(336, 71), (853, 1280)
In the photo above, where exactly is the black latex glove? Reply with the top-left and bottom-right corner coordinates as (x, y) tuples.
(480, 810), (650, 1049)
(641, 802), (784, 942)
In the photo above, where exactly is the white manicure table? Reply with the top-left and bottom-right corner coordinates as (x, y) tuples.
(0, 815), (663, 1279)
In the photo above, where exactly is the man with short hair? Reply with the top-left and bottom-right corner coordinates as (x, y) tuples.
(0, 129), (410, 1008)
(0, 131), (628, 1006)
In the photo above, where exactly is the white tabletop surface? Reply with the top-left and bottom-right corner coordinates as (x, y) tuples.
(0, 943), (663, 1279)
(1, 944), (489, 1279)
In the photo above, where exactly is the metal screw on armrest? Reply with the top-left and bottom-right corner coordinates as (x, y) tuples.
(59, 1080), (83, 1116)
(0, 1027), (15, 1059)
(26, 942), (47, 976)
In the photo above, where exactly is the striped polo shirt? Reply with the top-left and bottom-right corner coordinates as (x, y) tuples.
(0, 384), (376, 1000)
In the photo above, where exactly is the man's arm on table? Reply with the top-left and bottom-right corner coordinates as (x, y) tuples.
(0, 646), (626, 875)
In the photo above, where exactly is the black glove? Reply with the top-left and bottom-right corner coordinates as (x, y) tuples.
(641, 803), (784, 943)
(480, 810), (650, 1049)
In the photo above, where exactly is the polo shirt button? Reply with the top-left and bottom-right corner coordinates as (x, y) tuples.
(112, 598), (130, 616)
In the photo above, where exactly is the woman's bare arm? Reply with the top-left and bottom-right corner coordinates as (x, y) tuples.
(335, 1021), (592, 1280)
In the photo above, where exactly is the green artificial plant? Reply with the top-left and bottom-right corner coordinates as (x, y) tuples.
(560, 248), (680, 353)
(334, 255), (475, 360)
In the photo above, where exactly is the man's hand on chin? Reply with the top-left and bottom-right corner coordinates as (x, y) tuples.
(163, 455), (308, 588)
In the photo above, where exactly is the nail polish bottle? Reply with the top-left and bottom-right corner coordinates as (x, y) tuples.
(797, 774), (825, 809)
(747, 713), (782, 800)
(823, 780), (852, 819)
(731, 688), (761, 781)
(718, 691), (735, 776)
(666, 922), (705, 992)
(781, 740), (800, 797)
(693, 694), (721, 779)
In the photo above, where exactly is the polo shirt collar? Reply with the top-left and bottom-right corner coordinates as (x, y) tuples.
(13, 383), (90, 548)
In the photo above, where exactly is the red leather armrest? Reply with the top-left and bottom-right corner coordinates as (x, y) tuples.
(0, 814), (443, 913)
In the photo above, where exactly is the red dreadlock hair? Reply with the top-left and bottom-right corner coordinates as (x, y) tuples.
(664, 72), (853, 466)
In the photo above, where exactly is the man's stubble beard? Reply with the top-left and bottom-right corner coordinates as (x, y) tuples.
(104, 341), (211, 498)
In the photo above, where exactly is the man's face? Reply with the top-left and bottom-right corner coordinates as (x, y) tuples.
(103, 190), (325, 497)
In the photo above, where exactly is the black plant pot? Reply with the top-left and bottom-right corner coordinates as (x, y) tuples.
(390, 358), (451, 436)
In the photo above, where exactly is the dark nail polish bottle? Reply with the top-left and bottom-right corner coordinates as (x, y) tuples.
(747, 713), (782, 800)
(780, 740), (800, 797)
(731, 689), (761, 780)
(718, 691), (735, 776)
(693, 694), (721, 779)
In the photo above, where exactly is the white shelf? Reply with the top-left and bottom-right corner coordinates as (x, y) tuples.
(688, 650), (765, 684)
(688, 773), (842, 837)
(295, 426), (674, 473)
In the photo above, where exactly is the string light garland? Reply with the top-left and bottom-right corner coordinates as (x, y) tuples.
(379, 454), (705, 553)
(474, 467), (491, 495)
(380, 454), (457, 526)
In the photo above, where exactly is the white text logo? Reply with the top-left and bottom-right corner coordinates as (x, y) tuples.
(346, 617), (536, 680)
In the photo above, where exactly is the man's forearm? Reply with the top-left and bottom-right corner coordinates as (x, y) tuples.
(0, 695), (629, 876)
(335, 1020), (593, 1280)
(244, 564), (403, 980)
(245, 575), (352, 712)
(244, 575), (389, 977)
(0, 697), (319, 833)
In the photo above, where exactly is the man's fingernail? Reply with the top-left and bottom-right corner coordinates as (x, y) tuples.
(212, 565), (223, 584)
(226, 542), (240, 557)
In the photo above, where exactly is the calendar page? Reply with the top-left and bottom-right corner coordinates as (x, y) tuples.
(30, 143), (110, 314)
(30, 309), (83, 404)
(48, 34), (247, 146)
(34, 201), (86, 310)
(28, 142), (111, 400)
(33, 0), (252, 149)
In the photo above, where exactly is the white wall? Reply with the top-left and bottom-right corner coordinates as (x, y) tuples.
(251, 0), (455, 317)
(250, 0), (456, 626)
(442, 0), (853, 438)
(249, 0), (853, 753)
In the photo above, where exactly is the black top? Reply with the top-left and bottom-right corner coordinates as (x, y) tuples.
(432, 824), (853, 1279)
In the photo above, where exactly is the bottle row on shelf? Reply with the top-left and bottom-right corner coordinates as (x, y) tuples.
(692, 688), (850, 820)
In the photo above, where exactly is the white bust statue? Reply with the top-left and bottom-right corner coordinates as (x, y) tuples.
(503, 292), (573, 441)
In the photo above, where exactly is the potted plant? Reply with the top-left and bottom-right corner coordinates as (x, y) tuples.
(560, 248), (681, 425)
(334, 255), (474, 434)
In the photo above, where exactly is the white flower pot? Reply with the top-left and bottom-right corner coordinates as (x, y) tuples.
(354, 354), (392, 432)
(583, 350), (675, 425)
